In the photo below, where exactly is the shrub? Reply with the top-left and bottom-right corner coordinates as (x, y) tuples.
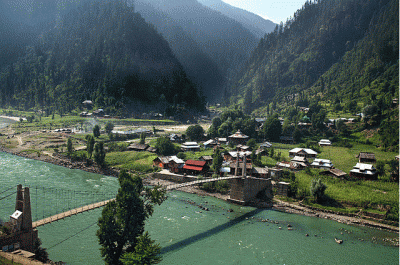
(310, 179), (327, 202)
(177, 152), (186, 159)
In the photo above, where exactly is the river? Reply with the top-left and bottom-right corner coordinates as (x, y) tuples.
(0, 152), (398, 264)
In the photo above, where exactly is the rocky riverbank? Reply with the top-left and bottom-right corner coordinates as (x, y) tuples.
(143, 175), (399, 236)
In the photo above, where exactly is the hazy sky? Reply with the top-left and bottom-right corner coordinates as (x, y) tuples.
(222, 0), (307, 23)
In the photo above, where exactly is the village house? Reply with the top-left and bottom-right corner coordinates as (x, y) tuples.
(349, 163), (377, 180)
(259, 142), (272, 149)
(289, 148), (318, 159)
(183, 160), (208, 175)
(127, 143), (149, 152)
(290, 156), (309, 168)
(79, 111), (92, 117)
(93, 109), (104, 117)
(216, 138), (228, 145)
(153, 157), (171, 169)
(298, 107), (309, 113)
(169, 157), (185, 174)
(236, 144), (251, 152)
(203, 139), (217, 149)
(153, 156), (184, 170)
(357, 152), (376, 163)
(320, 168), (347, 178)
(82, 100), (93, 109)
(228, 130), (249, 145)
(224, 151), (252, 162)
(275, 161), (302, 171)
(199, 155), (213, 165)
(318, 139), (332, 146)
(181, 142), (201, 152)
(169, 134), (182, 143)
(311, 158), (334, 169)
(255, 148), (267, 156)
(251, 167), (270, 178)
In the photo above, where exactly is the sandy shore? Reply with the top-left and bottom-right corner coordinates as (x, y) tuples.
(0, 115), (25, 122)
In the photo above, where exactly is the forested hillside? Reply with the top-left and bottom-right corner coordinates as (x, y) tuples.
(229, 0), (398, 149)
(0, 0), (204, 115)
(136, 0), (260, 100)
(135, 1), (226, 101)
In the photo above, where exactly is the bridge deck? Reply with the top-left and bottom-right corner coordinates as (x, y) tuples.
(165, 175), (243, 191)
(32, 199), (115, 228)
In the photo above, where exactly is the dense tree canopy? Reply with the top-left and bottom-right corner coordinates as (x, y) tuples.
(185, 125), (205, 141)
(155, 137), (177, 156)
(207, 109), (257, 139)
(263, 114), (282, 142)
(97, 170), (166, 265)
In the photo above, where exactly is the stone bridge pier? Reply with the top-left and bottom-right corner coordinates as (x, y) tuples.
(227, 153), (273, 205)
(228, 176), (272, 205)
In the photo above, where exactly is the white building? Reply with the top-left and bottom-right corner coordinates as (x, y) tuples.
(289, 148), (318, 159)
(181, 142), (200, 152)
(349, 163), (377, 179)
(311, 159), (334, 169)
(318, 139), (332, 146)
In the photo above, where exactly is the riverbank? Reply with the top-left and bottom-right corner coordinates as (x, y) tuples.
(1, 142), (398, 235)
(0, 115), (24, 122)
(143, 175), (399, 236)
(1, 141), (398, 236)
(0, 125), (398, 236)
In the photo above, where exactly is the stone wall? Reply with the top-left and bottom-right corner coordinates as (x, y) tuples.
(0, 229), (38, 253)
(276, 182), (290, 197)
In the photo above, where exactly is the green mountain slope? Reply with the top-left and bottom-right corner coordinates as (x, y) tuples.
(0, 0), (204, 115)
(230, 0), (398, 116)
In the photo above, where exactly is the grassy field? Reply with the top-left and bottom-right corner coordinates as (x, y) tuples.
(181, 149), (214, 160)
(263, 141), (398, 220)
(106, 151), (158, 173)
(296, 169), (398, 207)
(268, 141), (397, 174)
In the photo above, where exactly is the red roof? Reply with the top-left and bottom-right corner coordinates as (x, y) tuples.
(183, 165), (204, 171)
(185, 160), (207, 167)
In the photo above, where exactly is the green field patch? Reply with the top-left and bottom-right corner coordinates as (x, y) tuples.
(295, 170), (398, 213)
(106, 151), (157, 173)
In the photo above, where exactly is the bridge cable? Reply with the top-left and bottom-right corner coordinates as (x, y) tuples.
(0, 186), (16, 195)
(47, 221), (98, 250)
(0, 191), (16, 201)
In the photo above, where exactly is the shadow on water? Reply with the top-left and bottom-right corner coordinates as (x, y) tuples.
(160, 208), (265, 254)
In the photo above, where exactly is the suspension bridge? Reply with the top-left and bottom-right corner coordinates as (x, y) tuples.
(1, 176), (244, 229)
(1, 175), (271, 252)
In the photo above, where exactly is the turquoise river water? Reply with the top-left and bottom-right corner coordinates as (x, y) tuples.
(0, 120), (398, 264)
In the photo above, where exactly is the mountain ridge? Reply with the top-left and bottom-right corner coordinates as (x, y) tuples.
(197, 0), (276, 39)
